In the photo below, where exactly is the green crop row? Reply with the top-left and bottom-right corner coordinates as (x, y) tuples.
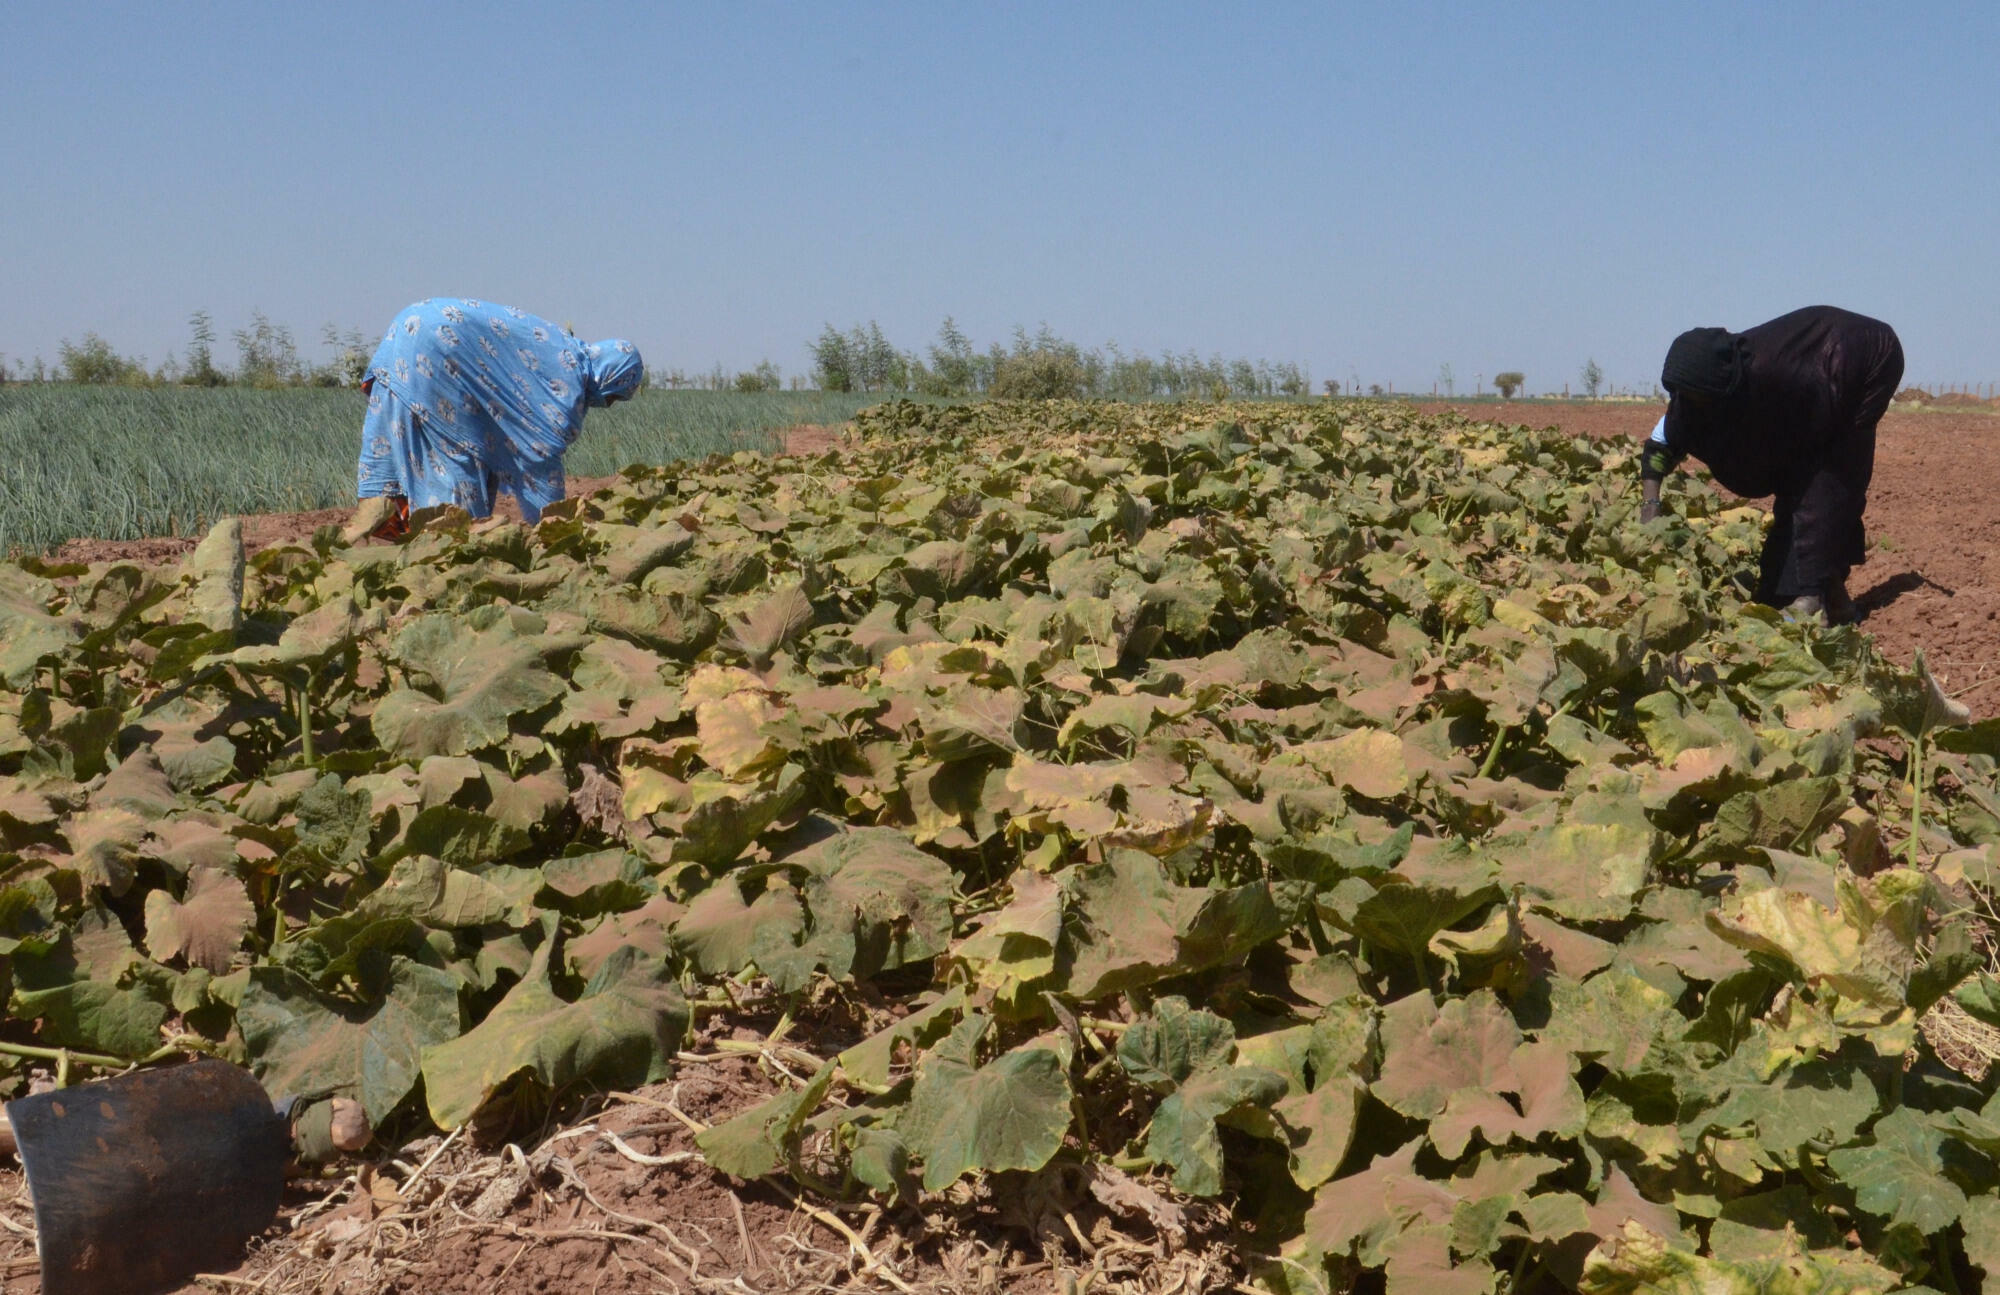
(0, 387), (895, 555)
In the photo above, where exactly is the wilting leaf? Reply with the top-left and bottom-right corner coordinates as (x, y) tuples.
(1060, 853), (1293, 999)
(786, 827), (957, 980)
(292, 772), (373, 871)
(1296, 728), (1410, 800)
(1876, 647), (1972, 740)
(1348, 879), (1499, 961)
(952, 869), (1062, 1001)
(838, 988), (966, 1089)
(725, 582), (816, 665)
(1120, 998), (1285, 1195)
(672, 873), (809, 984)
(692, 689), (786, 780)
(0, 576), (78, 688)
(421, 938), (688, 1128)
(1705, 884), (1905, 1012)
(1373, 991), (1522, 1145)
(1711, 777), (1844, 851)
(1145, 1059), (1288, 1196)
(1119, 996), (1238, 1085)
(695, 1061), (836, 1179)
(64, 807), (149, 895)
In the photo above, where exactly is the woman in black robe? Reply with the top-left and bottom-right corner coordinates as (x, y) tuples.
(1640, 305), (1903, 622)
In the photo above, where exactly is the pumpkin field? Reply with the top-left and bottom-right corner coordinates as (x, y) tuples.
(2, 397), (1998, 1292)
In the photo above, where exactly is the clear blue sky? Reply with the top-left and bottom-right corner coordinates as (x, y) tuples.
(5, 2), (1994, 392)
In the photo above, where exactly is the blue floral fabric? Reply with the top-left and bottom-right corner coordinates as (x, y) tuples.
(356, 299), (643, 522)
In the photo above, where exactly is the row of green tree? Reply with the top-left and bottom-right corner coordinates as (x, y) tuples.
(1, 312), (372, 388)
(807, 319), (1314, 400)
(10, 312), (1567, 401)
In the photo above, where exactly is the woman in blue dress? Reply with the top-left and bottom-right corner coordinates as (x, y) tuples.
(354, 299), (644, 535)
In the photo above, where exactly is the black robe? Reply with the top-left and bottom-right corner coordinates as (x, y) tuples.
(1655, 305), (1903, 601)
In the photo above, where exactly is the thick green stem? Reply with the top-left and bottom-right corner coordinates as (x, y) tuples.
(297, 680), (317, 766)
(1507, 1241), (1537, 1292)
(269, 875), (287, 951)
(0, 1039), (186, 1073)
(1479, 724), (1514, 779)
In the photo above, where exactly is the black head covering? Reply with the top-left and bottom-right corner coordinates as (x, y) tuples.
(1661, 326), (1746, 397)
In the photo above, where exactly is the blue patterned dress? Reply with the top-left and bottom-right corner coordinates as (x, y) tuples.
(356, 299), (643, 522)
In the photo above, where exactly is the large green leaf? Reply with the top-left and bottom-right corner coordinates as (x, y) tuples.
(11, 949), (170, 1059)
(239, 957), (462, 1123)
(899, 1026), (1074, 1191)
(371, 614), (570, 758)
(1824, 1106), (1969, 1234)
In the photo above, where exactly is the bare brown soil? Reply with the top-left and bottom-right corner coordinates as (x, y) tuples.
(777, 423), (850, 458)
(1422, 401), (2000, 715)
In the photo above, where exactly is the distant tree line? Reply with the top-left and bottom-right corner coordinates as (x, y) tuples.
(4, 312), (1317, 402)
(804, 319), (1313, 400)
(1, 311), (373, 388)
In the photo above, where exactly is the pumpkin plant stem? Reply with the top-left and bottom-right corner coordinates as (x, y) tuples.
(1936, 1233), (1965, 1295)
(0, 1039), (186, 1073)
(1506, 1240), (1536, 1292)
(1479, 724), (1514, 779)
(297, 679), (317, 766)
(1908, 735), (1926, 868)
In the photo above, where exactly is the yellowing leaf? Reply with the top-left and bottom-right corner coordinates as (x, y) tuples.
(1705, 886), (1905, 1011)
(691, 680), (785, 780)
(1297, 728), (1410, 799)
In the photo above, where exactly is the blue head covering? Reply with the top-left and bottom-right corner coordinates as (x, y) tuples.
(584, 340), (645, 406)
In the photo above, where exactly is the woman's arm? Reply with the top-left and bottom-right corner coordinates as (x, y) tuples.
(1638, 413), (1681, 522)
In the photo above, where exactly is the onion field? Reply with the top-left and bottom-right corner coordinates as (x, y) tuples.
(0, 387), (891, 555)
